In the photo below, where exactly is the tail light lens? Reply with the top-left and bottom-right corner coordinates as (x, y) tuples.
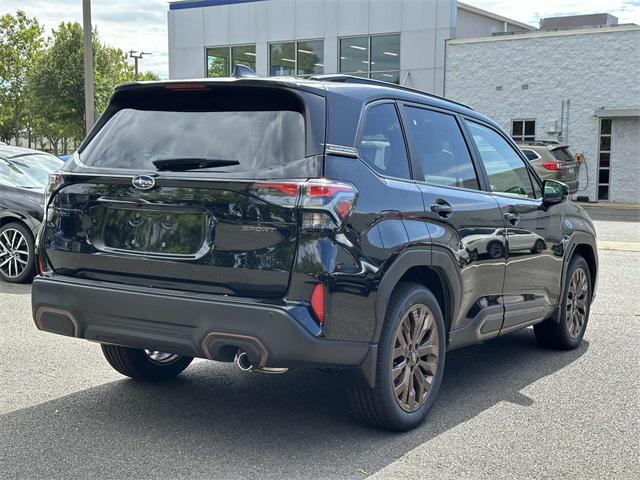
(543, 161), (561, 171)
(299, 180), (357, 231)
(250, 179), (358, 231)
(44, 172), (64, 214)
(36, 256), (44, 276)
(250, 182), (299, 207)
(310, 283), (325, 325)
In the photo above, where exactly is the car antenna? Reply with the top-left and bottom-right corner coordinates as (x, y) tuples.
(232, 64), (258, 78)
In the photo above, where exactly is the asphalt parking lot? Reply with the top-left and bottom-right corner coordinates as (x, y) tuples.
(1, 215), (638, 479)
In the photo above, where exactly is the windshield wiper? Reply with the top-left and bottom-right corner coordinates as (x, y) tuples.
(152, 157), (240, 172)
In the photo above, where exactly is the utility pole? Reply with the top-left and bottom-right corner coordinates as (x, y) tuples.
(82, 0), (95, 134)
(128, 50), (151, 80)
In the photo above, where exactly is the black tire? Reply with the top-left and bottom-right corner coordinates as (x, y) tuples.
(532, 239), (546, 254)
(101, 344), (193, 381)
(346, 282), (446, 431)
(487, 240), (504, 259)
(0, 221), (36, 284)
(534, 255), (591, 350)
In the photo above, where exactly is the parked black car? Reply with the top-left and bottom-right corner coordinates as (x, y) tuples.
(0, 145), (64, 283)
(32, 75), (597, 431)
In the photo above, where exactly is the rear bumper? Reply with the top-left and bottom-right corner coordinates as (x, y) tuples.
(31, 275), (371, 371)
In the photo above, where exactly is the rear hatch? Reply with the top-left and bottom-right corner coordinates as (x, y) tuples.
(549, 145), (578, 180)
(42, 81), (326, 298)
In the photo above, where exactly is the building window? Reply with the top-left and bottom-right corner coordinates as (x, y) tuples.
(269, 40), (324, 77)
(206, 44), (256, 77)
(511, 119), (536, 142)
(597, 118), (612, 200)
(339, 34), (400, 84)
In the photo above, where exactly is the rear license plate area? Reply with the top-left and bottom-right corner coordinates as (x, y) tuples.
(94, 206), (210, 257)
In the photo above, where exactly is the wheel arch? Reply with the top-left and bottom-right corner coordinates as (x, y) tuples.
(572, 243), (597, 297)
(555, 232), (598, 323)
(0, 213), (39, 235)
(373, 249), (461, 345)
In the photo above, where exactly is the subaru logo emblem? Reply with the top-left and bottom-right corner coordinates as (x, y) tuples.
(132, 175), (155, 190)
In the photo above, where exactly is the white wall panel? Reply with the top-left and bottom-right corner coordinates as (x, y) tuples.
(267, 0), (296, 41)
(229, 3), (258, 44)
(401, 30), (436, 69)
(171, 47), (206, 78)
(369, 0), (402, 34)
(172, 9), (204, 48)
(401, 0), (437, 32)
(337, 0), (369, 36)
(203, 5), (229, 46)
(295, 0), (327, 39)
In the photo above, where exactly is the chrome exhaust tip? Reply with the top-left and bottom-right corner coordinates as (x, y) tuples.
(235, 350), (288, 374)
(235, 351), (254, 371)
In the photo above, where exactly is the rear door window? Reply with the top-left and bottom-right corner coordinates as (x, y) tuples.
(358, 103), (411, 180)
(402, 106), (479, 190)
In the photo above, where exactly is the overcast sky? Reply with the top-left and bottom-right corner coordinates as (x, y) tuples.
(2, 0), (639, 79)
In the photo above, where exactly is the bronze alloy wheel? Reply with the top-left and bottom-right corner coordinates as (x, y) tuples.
(391, 303), (439, 412)
(566, 267), (589, 338)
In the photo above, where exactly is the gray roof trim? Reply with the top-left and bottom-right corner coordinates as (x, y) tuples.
(594, 107), (640, 118)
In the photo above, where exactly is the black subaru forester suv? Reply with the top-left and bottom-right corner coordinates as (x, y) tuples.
(32, 75), (597, 431)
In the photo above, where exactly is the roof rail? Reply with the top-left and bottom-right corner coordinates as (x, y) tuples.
(308, 74), (474, 111)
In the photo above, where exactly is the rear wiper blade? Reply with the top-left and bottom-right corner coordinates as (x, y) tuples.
(152, 157), (240, 171)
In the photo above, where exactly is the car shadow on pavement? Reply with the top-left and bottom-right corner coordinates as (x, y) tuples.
(1, 329), (588, 480)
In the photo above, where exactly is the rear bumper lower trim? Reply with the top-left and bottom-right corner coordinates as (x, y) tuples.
(31, 275), (371, 371)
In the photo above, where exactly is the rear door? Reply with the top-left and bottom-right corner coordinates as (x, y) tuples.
(42, 83), (325, 298)
(464, 120), (564, 332)
(400, 103), (507, 340)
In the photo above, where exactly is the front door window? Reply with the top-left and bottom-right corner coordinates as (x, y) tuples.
(466, 121), (538, 199)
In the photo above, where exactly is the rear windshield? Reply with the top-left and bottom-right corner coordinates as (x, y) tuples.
(80, 108), (305, 172)
(551, 147), (574, 162)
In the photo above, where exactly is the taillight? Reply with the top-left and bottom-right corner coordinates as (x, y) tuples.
(310, 283), (325, 325)
(36, 256), (44, 276)
(45, 171), (64, 208)
(543, 161), (561, 171)
(299, 180), (357, 231)
(249, 179), (358, 231)
(251, 182), (299, 207)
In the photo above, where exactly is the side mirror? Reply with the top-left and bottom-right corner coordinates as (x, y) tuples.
(542, 179), (569, 205)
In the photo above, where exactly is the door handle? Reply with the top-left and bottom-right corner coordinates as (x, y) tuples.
(504, 212), (520, 226)
(430, 201), (453, 218)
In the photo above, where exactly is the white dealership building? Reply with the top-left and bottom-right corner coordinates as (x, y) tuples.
(167, 1), (639, 203)
(167, 0), (533, 94)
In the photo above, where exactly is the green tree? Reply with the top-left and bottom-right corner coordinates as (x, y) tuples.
(137, 70), (160, 81)
(0, 11), (44, 143)
(29, 21), (159, 152)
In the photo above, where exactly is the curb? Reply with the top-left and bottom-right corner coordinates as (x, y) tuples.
(597, 240), (640, 252)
